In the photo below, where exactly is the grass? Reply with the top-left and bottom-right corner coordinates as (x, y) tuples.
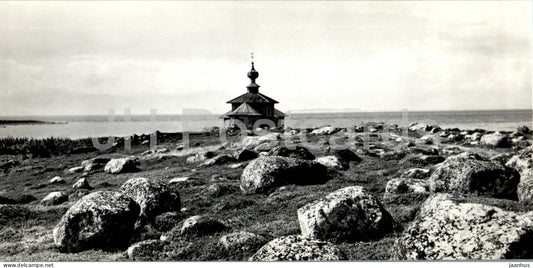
(0, 131), (528, 261)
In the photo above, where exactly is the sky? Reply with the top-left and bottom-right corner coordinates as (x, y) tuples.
(0, 1), (531, 116)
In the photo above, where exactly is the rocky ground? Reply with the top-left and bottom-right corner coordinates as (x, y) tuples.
(0, 123), (532, 261)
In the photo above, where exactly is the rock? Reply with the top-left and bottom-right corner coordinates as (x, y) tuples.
(310, 126), (340, 135)
(408, 146), (439, 155)
(229, 163), (245, 169)
(219, 231), (268, 253)
(400, 168), (431, 180)
(253, 142), (279, 152)
(201, 184), (234, 197)
(380, 151), (407, 161)
(127, 239), (166, 261)
(40, 192), (68, 206)
(168, 177), (190, 184)
(465, 132), (483, 141)
(104, 158), (139, 174)
(506, 146), (533, 203)
(297, 186), (395, 243)
(249, 235), (346, 261)
(53, 191), (140, 252)
(120, 178), (181, 224)
(240, 156), (328, 194)
(400, 154), (445, 167)
(198, 154), (236, 167)
(72, 178), (91, 190)
(240, 133), (281, 149)
(154, 211), (182, 232)
(267, 146), (315, 160)
(48, 176), (65, 184)
(384, 178), (429, 199)
(81, 157), (111, 172)
(392, 194), (533, 260)
(234, 149), (258, 161)
(315, 156), (344, 170)
(66, 166), (84, 174)
(409, 122), (434, 132)
(428, 152), (520, 200)
(161, 215), (227, 240)
(332, 149), (362, 164)
(186, 151), (217, 164)
(480, 132), (510, 148)
(517, 126), (530, 135)
(442, 146), (463, 155)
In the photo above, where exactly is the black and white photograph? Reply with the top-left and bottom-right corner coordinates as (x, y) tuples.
(0, 0), (532, 265)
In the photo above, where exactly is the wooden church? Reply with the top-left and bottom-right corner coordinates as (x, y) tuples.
(221, 57), (285, 129)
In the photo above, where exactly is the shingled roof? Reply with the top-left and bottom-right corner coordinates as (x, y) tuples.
(226, 92), (279, 104)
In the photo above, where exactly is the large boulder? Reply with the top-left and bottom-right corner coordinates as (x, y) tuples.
(267, 146), (315, 160)
(297, 186), (395, 243)
(104, 158), (139, 174)
(393, 194), (533, 260)
(53, 191), (140, 252)
(506, 146), (533, 203)
(384, 178), (429, 199)
(72, 178), (91, 190)
(161, 215), (227, 240)
(120, 178), (181, 224)
(428, 152), (520, 200)
(81, 157), (110, 172)
(249, 235), (346, 261)
(234, 149), (258, 161)
(315, 156), (345, 170)
(240, 156), (328, 194)
(480, 132), (510, 148)
(40, 192), (68, 206)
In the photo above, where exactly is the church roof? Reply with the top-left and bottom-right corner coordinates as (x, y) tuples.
(220, 102), (263, 118)
(227, 92), (279, 104)
(274, 108), (286, 118)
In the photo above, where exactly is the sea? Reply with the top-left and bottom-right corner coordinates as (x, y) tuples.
(0, 109), (531, 140)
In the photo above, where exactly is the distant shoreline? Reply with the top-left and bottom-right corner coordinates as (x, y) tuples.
(0, 120), (62, 126)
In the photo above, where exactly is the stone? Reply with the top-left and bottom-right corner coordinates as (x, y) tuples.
(249, 235), (346, 261)
(48, 176), (65, 184)
(400, 154), (445, 167)
(81, 157), (110, 172)
(239, 133), (281, 149)
(154, 211), (182, 232)
(161, 215), (227, 240)
(53, 191), (140, 252)
(480, 132), (510, 148)
(72, 178), (91, 190)
(384, 178), (429, 199)
(428, 152), (520, 200)
(198, 154), (236, 167)
(234, 149), (258, 161)
(310, 126), (340, 135)
(127, 239), (166, 261)
(517, 126), (530, 135)
(66, 166), (84, 174)
(168, 177), (190, 184)
(219, 231), (268, 253)
(240, 156), (328, 194)
(315, 156), (344, 170)
(400, 168), (431, 180)
(392, 194), (533, 260)
(186, 151), (217, 164)
(267, 146), (315, 160)
(506, 146), (533, 203)
(120, 178), (181, 224)
(104, 158), (139, 174)
(297, 186), (395, 243)
(40, 192), (68, 206)
(332, 149), (362, 164)
(253, 142), (279, 152)
(201, 184), (234, 197)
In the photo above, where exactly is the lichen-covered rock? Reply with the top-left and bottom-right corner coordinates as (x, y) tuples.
(48, 176), (65, 184)
(310, 126), (340, 135)
(315, 156), (344, 170)
(66, 166), (84, 174)
(392, 194), (533, 260)
(72, 178), (91, 190)
(480, 132), (510, 148)
(53, 191), (140, 252)
(234, 149), (258, 161)
(161, 215), (227, 240)
(219, 231), (268, 253)
(332, 149), (361, 165)
(384, 178), (429, 199)
(297, 186), (395, 243)
(154, 211), (182, 232)
(186, 151), (217, 164)
(120, 178), (181, 223)
(201, 184), (235, 198)
(240, 156), (328, 194)
(249, 235), (346, 261)
(239, 133), (281, 149)
(40, 192), (68, 206)
(506, 146), (533, 203)
(198, 154), (236, 167)
(104, 158), (139, 174)
(400, 168), (431, 180)
(267, 146), (315, 160)
(127, 239), (166, 261)
(428, 152), (520, 200)
(254, 142), (280, 153)
(81, 157), (110, 172)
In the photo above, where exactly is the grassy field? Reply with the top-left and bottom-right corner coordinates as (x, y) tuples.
(0, 130), (528, 261)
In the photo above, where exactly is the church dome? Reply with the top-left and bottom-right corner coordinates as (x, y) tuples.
(247, 62), (259, 80)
